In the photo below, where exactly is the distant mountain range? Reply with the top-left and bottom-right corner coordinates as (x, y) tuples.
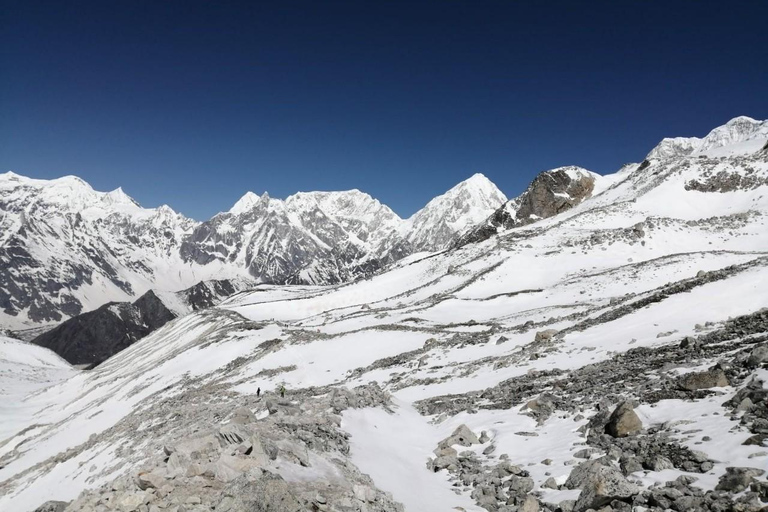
(0, 169), (506, 331)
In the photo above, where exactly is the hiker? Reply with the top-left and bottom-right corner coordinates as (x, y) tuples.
(256, 387), (261, 397)
(280, 385), (286, 398)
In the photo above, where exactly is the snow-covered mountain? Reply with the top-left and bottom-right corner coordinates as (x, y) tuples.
(406, 173), (508, 252)
(1, 116), (767, 512)
(0, 172), (506, 331)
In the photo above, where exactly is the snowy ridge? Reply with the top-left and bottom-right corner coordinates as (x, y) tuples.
(646, 116), (768, 160)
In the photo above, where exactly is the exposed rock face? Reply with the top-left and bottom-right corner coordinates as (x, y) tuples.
(605, 402), (643, 438)
(457, 166), (598, 246)
(31, 290), (175, 366)
(30, 279), (248, 366)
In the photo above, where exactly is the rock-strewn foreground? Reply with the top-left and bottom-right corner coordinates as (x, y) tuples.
(1, 116), (768, 512)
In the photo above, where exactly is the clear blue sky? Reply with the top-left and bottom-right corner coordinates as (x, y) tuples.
(1, 1), (766, 220)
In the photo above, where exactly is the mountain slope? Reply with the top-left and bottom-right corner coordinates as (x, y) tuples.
(1, 116), (767, 512)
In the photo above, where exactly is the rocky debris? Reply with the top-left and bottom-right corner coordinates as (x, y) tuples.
(415, 305), (768, 418)
(677, 367), (730, 391)
(605, 402), (643, 438)
(427, 431), (546, 511)
(54, 383), (403, 512)
(412, 302), (768, 511)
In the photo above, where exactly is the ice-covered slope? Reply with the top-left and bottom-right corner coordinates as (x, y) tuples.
(0, 336), (75, 441)
(1, 117), (767, 512)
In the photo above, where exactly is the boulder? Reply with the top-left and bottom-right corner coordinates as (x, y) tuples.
(535, 329), (558, 343)
(573, 466), (642, 512)
(565, 458), (612, 490)
(438, 424), (479, 449)
(508, 475), (535, 494)
(221, 469), (303, 512)
(542, 477), (559, 489)
(173, 434), (220, 457)
(605, 402), (642, 438)
(213, 454), (265, 482)
(218, 424), (248, 447)
(747, 343), (768, 367)
(519, 495), (540, 512)
(714, 466), (765, 493)
(33, 502), (69, 512)
(230, 406), (256, 424)
(136, 471), (166, 490)
(678, 368), (729, 390)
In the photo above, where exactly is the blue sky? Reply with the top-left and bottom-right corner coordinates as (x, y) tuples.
(1, 0), (767, 220)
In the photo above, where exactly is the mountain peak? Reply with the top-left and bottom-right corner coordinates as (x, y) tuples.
(105, 187), (140, 207)
(406, 173), (507, 251)
(228, 191), (266, 215)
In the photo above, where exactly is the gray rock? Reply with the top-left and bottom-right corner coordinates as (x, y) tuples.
(747, 343), (768, 367)
(230, 407), (256, 424)
(535, 329), (559, 343)
(565, 458), (612, 490)
(519, 495), (539, 512)
(219, 470), (303, 511)
(508, 476), (535, 494)
(573, 448), (596, 459)
(573, 466), (641, 512)
(714, 466), (765, 493)
(678, 368), (729, 390)
(646, 455), (674, 472)
(542, 477), (559, 489)
(438, 424), (479, 449)
(136, 471), (166, 490)
(605, 402), (642, 438)
(33, 502), (69, 512)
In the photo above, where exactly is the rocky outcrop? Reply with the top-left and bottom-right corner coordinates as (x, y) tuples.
(457, 166), (598, 246)
(30, 278), (247, 367)
(31, 290), (175, 366)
